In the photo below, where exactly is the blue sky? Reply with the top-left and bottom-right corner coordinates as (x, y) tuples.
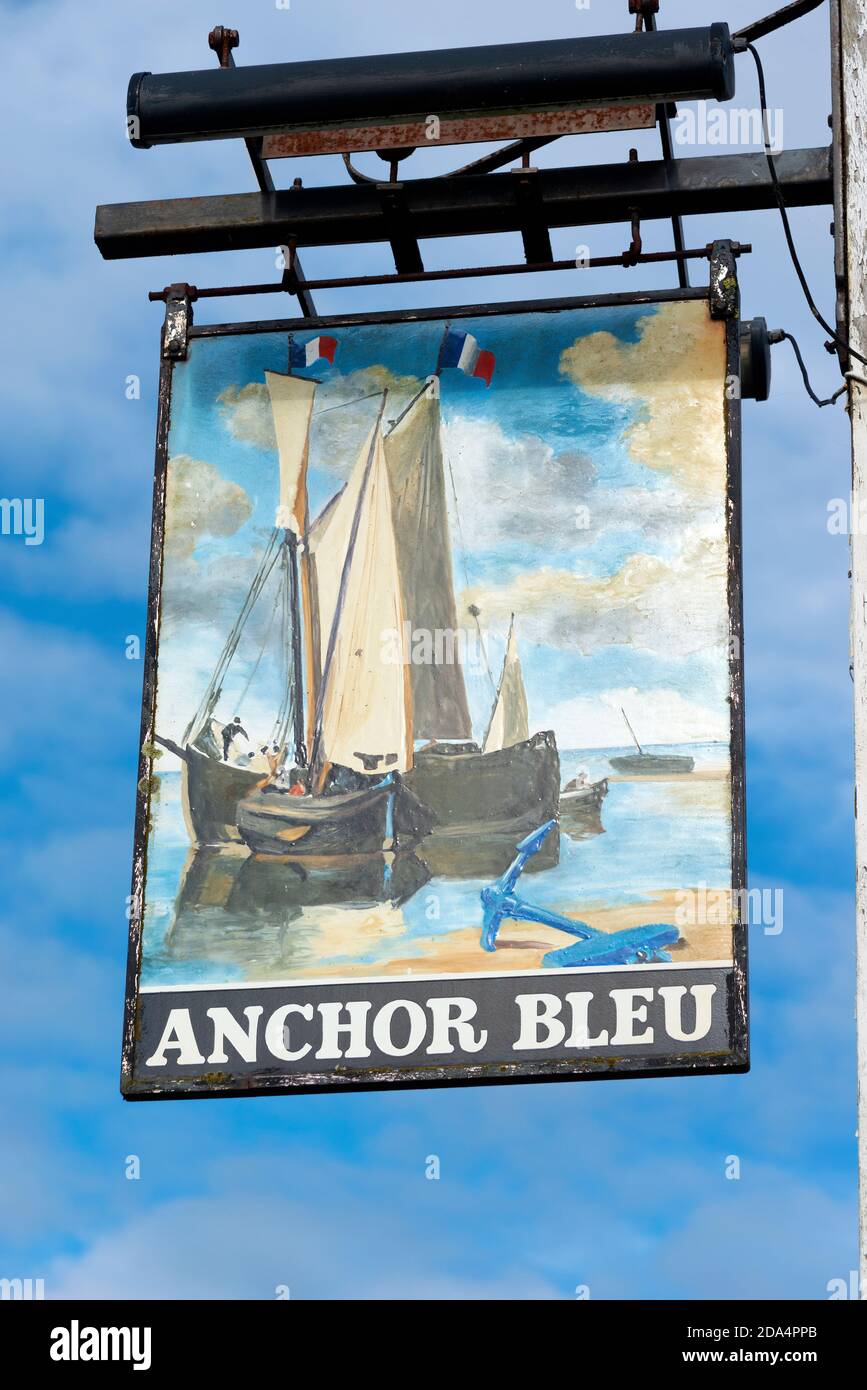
(0, 0), (858, 1298)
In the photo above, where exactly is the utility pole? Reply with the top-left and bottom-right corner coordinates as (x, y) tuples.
(837, 0), (867, 1300)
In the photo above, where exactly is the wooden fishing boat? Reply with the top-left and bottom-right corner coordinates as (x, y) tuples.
(236, 779), (435, 857)
(609, 753), (695, 775)
(406, 730), (559, 835)
(181, 742), (260, 845)
(158, 326), (560, 852)
(560, 776), (609, 811)
(158, 356), (423, 852)
(609, 707), (695, 776)
(382, 374), (559, 833)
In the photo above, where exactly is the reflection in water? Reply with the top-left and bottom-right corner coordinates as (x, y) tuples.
(416, 827), (561, 880)
(558, 805), (606, 844)
(143, 753), (731, 985)
(166, 847), (432, 970)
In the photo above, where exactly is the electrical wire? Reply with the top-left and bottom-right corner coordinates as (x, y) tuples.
(774, 329), (847, 407)
(748, 41), (867, 371)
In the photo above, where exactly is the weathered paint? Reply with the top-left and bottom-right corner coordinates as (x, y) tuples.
(121, 284), (749, 1100)
(261, 105), (657, 160)
(840, 0), (867, 1301)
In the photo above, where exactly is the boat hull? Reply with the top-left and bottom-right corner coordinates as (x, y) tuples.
(609, 753), (695, 776)
(560, 777), (608, 811)
(182, 744), (262, 845)
(236, 781), (434, 857)
(405, 730), (560, 839)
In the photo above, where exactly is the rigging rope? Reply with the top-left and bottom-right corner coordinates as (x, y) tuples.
(182, 529), (282, 745)
(445, 454), (497, 695)
(235, 558), (285, 715)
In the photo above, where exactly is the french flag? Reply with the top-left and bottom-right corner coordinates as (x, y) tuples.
(440, 329), (496, 387)
(290, 335), (338, 369)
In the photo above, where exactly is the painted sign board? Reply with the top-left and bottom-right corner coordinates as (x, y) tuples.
(123, 290), (747, 1098)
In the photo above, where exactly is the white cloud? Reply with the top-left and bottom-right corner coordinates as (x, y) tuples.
(219, 366), (423, 477)
(549, 685), (730, 748)
(560, 300), (728, 498)
(444, 414), (597, 551)
(464, 531), (730, 659)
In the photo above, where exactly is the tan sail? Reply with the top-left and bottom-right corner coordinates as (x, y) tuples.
(265, 371), (316, 535)
(383, 385), (473, 741)
(310, 417), (413, 777)
(265, 369), (320, 740)
(483, 616), (530, 754)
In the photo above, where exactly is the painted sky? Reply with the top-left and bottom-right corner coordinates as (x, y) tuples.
(0, 0), (858, 1299)
(160, 301), (731, 751)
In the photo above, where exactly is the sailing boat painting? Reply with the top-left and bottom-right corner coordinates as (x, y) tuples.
(133, 298), (744, 1006)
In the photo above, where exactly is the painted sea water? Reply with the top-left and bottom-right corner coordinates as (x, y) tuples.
(141, 741), (732, 988)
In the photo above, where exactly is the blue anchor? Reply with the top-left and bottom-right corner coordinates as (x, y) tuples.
(480, 819), (680, 968)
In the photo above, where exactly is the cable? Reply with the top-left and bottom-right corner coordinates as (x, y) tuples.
(772, 329), (847, 407)
(747, 41), (867, 371)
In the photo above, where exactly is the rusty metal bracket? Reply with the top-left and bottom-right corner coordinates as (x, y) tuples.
(630, 0), (660, 32)
(622, 210), (643, 267)
(709, 240), (740, 320)
(161, 283), (196, 360)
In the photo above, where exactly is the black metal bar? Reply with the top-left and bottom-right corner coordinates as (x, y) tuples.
(451, 136), (561, 178)
(734, 0), (826, 45)
(512, 168), (553, 264)
(641, 7), (689, 288)
(207, 25), (317, 318)
(147, 244), (751, 303)
(378, 184), (424, 274)
(127, 26), (737, 148)
(97, 146), (831, 261)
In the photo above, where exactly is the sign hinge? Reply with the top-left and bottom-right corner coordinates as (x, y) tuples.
(161, 283), (197, 360)
(709, 240), (740, 320)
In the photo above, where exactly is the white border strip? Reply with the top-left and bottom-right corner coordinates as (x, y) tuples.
(141, 958), (733, 994)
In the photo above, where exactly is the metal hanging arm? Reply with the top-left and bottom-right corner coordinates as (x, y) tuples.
(207, 25), (317, 318)
(734, 0), (826, 46)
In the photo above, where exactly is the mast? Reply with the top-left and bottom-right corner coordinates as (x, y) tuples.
(621, 707), (643, 755)
(287, 531), (306, 765)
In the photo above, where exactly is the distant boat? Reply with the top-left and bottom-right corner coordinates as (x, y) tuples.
(608, 708), (695, 776)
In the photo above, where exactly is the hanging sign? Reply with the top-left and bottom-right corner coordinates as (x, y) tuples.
(123, 290), (747, 1098)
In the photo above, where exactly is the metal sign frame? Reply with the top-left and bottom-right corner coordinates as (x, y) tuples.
(122, 276), (748, 1100)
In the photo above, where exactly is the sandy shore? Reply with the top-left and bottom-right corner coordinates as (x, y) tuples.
(607, 769), (730, 784)
(273, 886), (735, 982)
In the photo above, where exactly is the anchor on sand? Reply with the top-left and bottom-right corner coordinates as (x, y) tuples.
(480, 820), (680, 968)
